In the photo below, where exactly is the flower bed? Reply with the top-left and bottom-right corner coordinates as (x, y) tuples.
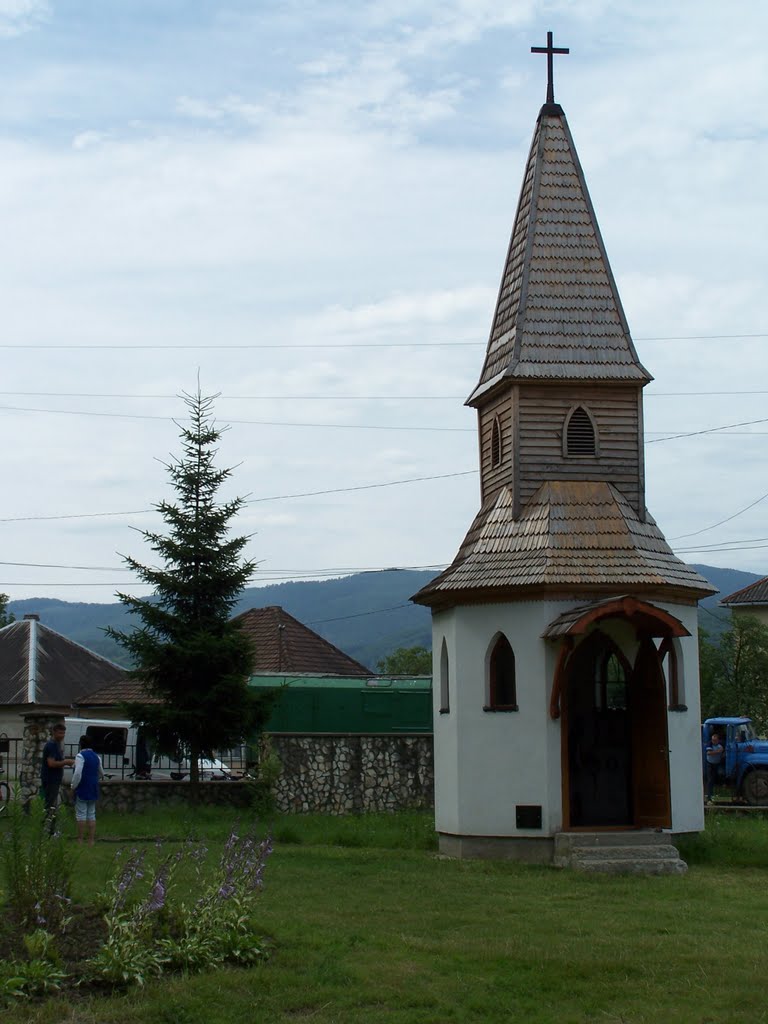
(0, 798), (272, 1003)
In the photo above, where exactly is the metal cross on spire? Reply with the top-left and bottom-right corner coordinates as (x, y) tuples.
(531, 30), (569, 105)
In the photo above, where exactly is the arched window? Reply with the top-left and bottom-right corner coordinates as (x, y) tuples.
(485, 634), (517, 711)
(594, 647), (629, 711)
(439, 638), (450, 713)
(491, 416), (502, 468)
(564, 405), (597, 457)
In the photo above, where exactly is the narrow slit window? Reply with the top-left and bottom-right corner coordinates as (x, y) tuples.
(659, 637), (685, 709)
(491, 416), (502, 468)
(439, 639), (450, 713)
(566, 406), (596, 456)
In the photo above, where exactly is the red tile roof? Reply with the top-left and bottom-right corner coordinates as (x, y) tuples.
(76, 605), (371, 708)
(73, 676), (162, 708)
(233, 606), (371, 675)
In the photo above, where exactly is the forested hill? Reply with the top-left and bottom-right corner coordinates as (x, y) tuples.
(6, 563), (762, 672)
(7, 570), (438, 672)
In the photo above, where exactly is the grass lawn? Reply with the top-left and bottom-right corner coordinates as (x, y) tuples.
(3, 807), (768, 1024)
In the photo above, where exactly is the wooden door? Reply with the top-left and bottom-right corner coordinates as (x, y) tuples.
(564, 631), (633, 828)
(631, 638), (672, 828)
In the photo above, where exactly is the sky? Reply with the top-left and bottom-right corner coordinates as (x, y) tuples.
(0, 0), (766, 604)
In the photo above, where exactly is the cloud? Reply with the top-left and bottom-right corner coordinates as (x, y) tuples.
(308, 287), (496, 335)
(176, 94), (266, 125)
(0, 0), (767, 603)
(0, 0), (48, 37)
(71, 130), (108, 151)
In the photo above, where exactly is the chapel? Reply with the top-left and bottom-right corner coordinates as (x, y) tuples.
(413, 34), (716, 867)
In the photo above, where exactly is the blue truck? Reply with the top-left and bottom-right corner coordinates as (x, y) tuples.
(702, 717), (768, 805)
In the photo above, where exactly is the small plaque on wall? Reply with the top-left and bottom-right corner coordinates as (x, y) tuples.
(516, 805), (542, 830)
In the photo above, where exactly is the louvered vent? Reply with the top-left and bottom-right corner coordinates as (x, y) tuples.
(491, 417), (502, 467)
(566, 407), (596, 456)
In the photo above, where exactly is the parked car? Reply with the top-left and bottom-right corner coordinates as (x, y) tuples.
(166, 757), (232, 781)
(702, 717), (768, 805)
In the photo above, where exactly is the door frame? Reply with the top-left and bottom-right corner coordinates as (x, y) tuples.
(560, 627), (672, 831)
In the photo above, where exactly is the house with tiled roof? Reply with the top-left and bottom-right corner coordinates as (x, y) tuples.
(413, 35), (714, 868)
(721, 577), (768, 628)
(233, 606), (371, 676)
(0, 613), (126, 738)
(75, 605), (370, 712)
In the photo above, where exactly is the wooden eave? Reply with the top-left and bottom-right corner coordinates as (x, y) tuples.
(413, 581), (706, 612)
(542, 595), (691, 640)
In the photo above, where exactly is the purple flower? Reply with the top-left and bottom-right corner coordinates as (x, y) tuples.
(146, 877), (167, 912)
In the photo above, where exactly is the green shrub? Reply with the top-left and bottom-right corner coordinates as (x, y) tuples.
(0, 790), (72, 931)
(0, 957), (68, 1002)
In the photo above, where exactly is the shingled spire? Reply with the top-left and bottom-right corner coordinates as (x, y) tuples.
(414, 53), (714, 610)
(468, 104), (650, 405)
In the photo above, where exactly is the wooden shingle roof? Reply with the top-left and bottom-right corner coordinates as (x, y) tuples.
(413, 481), (716, 608)
(468, 104), (651, 404)
(0, 616), (126, 707)
(720, 576), (768, 608)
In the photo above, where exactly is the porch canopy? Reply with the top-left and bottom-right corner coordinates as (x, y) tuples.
(544, 596), (690, 720)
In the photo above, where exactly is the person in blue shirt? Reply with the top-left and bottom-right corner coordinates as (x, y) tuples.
(70, 735), (104, 846)
(705, 732), (724, 803)
(40, 722), (75, 825)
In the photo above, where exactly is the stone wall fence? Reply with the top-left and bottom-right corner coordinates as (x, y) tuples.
(17, 723), (434, 816)
(20, 712), (64, 805)
(268, 733), (434, 814)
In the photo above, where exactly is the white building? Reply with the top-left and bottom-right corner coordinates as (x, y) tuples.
(413, 66), (715, 867)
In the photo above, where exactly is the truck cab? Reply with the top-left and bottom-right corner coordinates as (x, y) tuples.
(702, 717), (768, 805)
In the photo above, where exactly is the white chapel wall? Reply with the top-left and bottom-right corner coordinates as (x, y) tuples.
(659, 601), (705, 834)
(433, 597), (707, 841)
(433, 600), (575, 838)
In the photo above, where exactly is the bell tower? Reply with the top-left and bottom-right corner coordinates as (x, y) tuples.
(413, 35), (715, 863)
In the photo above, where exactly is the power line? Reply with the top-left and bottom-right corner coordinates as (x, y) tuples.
(701, 605), (731, 626)
(3, 401), (768, 440)
(0, 507), (154, 524)
(0, 388), (767, 400)
(676, 542), (768, 555)
(0, 470), (479, 524)
(0, 404), (474, 433)
(307, 603), (412, 625)
(0, 332), (766, 351)
(0, 559), (448, 575)
(0, 560), (132, 571)
(646, 416), (768, 444)
(672, 536), (768, 552)
(669, 490), (768, 541)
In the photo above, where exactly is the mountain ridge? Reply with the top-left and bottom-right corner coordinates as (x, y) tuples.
(6, 563), (761, 671)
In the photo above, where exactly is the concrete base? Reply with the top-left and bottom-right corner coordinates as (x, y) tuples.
(438, 832), (554, 863)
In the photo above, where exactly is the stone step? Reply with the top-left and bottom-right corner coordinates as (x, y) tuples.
(569, 844), (679, 861)
(553, 831), (688, 875)
(569, 856), (687, 876)
(555, 831), (673, 851)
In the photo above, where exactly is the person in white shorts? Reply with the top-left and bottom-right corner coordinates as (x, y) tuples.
(70, 735), (104, 846)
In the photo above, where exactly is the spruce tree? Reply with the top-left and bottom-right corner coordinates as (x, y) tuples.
(108, 389), (266, 783)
